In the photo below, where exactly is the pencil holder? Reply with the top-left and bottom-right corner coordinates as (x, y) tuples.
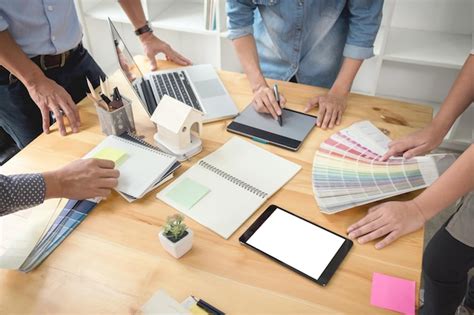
(95, 97), (136, 136)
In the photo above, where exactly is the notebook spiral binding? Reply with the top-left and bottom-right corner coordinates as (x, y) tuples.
(198, 160), (268, 198)
(117, 132), (172, 158)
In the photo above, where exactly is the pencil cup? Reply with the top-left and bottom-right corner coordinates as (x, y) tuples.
(95, 97), (136, 136)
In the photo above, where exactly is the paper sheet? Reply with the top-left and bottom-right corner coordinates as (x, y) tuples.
(141, 290), (190, 315)
(0, 198), (65, 269)
(370, 272), (416, 315)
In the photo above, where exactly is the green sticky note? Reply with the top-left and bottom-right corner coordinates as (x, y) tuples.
(93, 147), (127, 165)
(166, 178), (210, 209)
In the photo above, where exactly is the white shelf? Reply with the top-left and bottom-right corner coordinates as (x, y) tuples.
(84, 1), (129, 23)
(149, 2), (216, 36)
(383, 28), (471, 69)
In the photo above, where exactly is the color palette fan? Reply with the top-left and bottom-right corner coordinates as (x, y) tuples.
(312, 121), (456, 214)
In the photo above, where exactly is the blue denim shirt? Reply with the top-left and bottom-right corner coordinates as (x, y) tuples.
(227, 0), (383, 88)
(0, 0), (82, 57)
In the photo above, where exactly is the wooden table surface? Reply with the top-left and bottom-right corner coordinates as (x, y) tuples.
(0, 57), (433, 314)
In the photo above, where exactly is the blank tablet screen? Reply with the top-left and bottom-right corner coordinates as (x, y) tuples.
(246, 208), (346, 280)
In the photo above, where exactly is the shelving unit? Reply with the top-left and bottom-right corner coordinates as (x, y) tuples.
(383, 28), (471, 69)
(75, 0), (472, 146)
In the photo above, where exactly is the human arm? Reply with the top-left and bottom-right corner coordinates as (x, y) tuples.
(0, 159), (120, 216)
(227, 0), (285, 120)
(304, 0), (383, 129)
(0, 31), (80, 136)
(305, 58), (362, 129)
(382, 54), (474, 160)
(118, 0), (191, 70)
(347, 144), (474, 249)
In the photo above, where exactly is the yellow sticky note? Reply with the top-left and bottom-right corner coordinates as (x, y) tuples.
(190, 304), (208, 315)
(93, 147), (127, 165)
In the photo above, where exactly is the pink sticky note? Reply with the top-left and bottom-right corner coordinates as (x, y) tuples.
(370, 272), (416, 315)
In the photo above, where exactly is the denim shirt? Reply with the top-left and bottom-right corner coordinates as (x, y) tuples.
(227, 0), (383, 88)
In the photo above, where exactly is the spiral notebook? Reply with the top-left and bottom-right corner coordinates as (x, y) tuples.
(157, 137), (301, 239)
(84, 135), (178, 199)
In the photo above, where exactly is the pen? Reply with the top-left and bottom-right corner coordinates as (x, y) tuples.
(192, 296), (225, 315)
(100, 93), (112, 105)
(273, 84), (283, 126)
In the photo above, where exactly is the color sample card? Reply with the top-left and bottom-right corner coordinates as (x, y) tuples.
(93, 147), (127, 165)
(165, 178), (210, 209)
(312, 121), (454, 214)
(370, 272), (416, 315)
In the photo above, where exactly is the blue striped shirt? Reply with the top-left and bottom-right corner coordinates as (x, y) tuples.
(0, 0), (82, 57)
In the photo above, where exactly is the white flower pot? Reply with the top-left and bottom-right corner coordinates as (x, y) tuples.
(159, 228), (193, 259)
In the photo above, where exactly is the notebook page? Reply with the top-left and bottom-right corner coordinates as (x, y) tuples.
(158, 164), (264, 239)
(84, 135), (177, 198)
(201, 137), (301, 196)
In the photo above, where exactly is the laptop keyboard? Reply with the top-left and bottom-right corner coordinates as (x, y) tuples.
(152, 71), (202, 111)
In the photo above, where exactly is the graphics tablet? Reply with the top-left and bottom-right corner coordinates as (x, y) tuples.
(239, 205), (352, 286)
(227, 104), (317, 151)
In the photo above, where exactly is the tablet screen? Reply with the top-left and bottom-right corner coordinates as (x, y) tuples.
(233, 105), (317, 141)
(245, 207), (346, 281)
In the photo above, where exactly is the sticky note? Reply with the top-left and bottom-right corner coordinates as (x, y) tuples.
(93, 147), (127, 165)
(166, 178), (210, 209)
(370, 272), (416, 315)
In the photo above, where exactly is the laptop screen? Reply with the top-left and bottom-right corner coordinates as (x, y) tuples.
(108, 18), (152, 115)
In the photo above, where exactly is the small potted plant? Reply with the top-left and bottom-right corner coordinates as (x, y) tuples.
(159, 214), (193, 259)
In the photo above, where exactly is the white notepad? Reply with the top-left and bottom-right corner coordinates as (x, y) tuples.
(84, 135), (177, 199)
(157, 137), (301, 239)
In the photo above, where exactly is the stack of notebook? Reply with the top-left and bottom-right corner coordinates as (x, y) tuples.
(85, 133), (181, 202)
(312, 121), (456, 214)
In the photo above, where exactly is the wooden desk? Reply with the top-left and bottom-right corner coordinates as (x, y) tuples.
(0, 57), (432, 314)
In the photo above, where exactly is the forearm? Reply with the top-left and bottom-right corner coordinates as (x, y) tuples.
(118, 0), (147, 29)
(232, 35), (267, 92)
(329, 57), (363, 95)
(414, 144), (474, 220)
(432, 54), (474, 133)
(0, 174), (46, 216)
(0, 30), (45, 87)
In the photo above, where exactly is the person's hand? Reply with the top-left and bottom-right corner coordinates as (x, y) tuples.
(381, 123), (448, 161)
(346, 200), (426, 249)
(25, 76), (80, 136)
(304, 92), (347, 129)
(252, 84), (287, 120)
(43, 159), (120, 200)
(139, 32), (192, 71)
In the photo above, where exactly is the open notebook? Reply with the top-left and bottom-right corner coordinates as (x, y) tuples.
(157, 137), (301, 239)
(84, 135), (178, 199)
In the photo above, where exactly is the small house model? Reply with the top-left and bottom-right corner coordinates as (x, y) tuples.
(151, 95), (203, 161)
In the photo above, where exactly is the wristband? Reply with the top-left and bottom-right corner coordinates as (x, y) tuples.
(134, 22), (153, 36)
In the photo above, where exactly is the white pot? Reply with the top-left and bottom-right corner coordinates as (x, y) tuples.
(159, 228), (193, 259)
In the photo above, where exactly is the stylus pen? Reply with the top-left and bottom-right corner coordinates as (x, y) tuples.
(273, 84), (283, 126)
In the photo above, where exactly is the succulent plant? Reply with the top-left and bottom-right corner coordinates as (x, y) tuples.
(163, 214), (188, 242)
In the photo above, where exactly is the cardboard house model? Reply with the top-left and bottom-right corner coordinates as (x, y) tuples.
(150, 95), (203, 161)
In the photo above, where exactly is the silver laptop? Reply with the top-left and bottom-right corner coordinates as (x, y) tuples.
(108, 19), (238, 122)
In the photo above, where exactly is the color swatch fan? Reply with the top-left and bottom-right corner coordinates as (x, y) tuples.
(312, 121), (456, 214)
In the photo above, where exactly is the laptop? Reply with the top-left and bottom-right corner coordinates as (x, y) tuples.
(108, 18), (238, 122)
